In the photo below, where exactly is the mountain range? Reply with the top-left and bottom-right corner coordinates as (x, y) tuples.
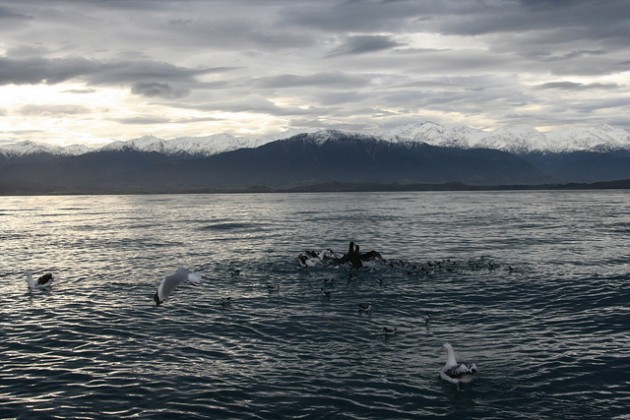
(1, 123), (629, 194)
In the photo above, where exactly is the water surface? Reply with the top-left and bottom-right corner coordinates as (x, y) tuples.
(1, 191), (629, 418)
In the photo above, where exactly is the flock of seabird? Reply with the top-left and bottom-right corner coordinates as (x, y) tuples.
(24, 240), (483, 388)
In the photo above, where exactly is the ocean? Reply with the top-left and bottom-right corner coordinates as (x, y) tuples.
(1, 191), (629, 419)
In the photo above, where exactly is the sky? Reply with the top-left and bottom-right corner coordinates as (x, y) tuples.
(0, 0), (629, 148)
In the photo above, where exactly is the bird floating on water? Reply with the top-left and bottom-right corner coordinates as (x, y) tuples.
(439, 343), (477, 387)
(358, 303), (373, 313)
(154, 268), (201, 307)
(383, 326), (397, 336)
(26, 272), (54, 290)
(221, 297), (232, 306)
(321, 287), (331, 299)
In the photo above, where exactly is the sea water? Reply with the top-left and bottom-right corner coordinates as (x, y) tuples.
(1, 191), (629, 419)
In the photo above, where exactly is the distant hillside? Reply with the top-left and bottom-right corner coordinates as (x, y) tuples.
(2, 123), (629, 158)
(1, 131), (630, 195)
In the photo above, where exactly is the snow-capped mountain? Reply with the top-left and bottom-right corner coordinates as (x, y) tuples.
(377, 121), (483, 149)
(2, 123), (629, 158)
(97, 133), (271, 156)
(377, 122), (630, 153)
(0, 140), (90, 157)
(545, 124), (630, 153)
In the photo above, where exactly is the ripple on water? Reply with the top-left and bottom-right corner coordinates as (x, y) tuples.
(1, 192), (629, 418)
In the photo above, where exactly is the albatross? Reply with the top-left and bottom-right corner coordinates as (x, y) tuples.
(154, 267), (201, 306)
(439, 343), (477, 386)
(26, 272), (54, 290)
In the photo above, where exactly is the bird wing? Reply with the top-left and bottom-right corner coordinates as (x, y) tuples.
(444, 363), (477, 379)
(187, 272), (202, 284)
(157, 270), (188, 301)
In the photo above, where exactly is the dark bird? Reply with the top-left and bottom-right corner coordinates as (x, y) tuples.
(358, 303), (373, 312)
(26, 272), (54, 290)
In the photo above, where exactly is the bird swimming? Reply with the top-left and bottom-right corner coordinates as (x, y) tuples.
(383, 326), (397, 336)
(439, 343), (477, 386)
(26, 272), (54, 290)
(154, 267), (201, 306)
(321, 287), (331, 299)
(358, 303), (373, 312)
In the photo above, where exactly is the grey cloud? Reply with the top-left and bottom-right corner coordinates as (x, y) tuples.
(0, 56), (97, 85)
(114, 115), (221, 125)
(131, 82), (190, 99)
(535, 81), (620, 90)
(0, 5), (32, 20)
(327, 35), (404, 57)
(256, 72), (370, 89)
(18, 104), (91, 116)
(1, 0), (628, 139)
(115, 116), (173, 125)
(0, 55), (234, 97)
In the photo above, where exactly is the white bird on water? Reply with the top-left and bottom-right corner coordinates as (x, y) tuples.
(26, 272), (54, 290)
(154, 268), (201, 306)
(439, 343), (477, 387)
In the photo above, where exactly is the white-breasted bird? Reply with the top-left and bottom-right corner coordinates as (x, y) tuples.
(439, 343), (477, 386)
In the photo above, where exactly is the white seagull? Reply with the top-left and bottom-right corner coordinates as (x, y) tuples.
(154, 268), (201, 306)
(439, 343), (477, 386)
(26, 272), (54, 290)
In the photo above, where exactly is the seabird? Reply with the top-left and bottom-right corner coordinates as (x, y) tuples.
(221, 297), (232, 306)
(26, 272), (54, 290)
(154, 268), (201, 307)
(267, 283), (279, 292)
(439, 343), (477, 387)
(383, 326), (397, 336)
(321, 287), (331, 299)
(358, 303), (373, 312)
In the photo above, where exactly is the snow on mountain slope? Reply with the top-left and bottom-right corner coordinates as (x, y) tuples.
(377, 122), (630, 153)
(2, 124), (629, 157)
(376, 121), (483, 149)
(0, 140), (91, 156)
(545, 124), (630, 152)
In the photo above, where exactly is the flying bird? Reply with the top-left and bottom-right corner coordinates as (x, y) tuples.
(439, 343), (477, 387)
(154, 268), (201, 306)
(26, 272), (54, 290)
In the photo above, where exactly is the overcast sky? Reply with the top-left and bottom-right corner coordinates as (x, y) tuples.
(1, 0), (629, 147)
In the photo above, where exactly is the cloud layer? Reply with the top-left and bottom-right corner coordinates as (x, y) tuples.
(0, 0), (629, 146)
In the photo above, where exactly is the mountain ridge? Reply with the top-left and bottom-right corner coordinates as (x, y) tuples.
(2, 123), (630, 158)
(2, 130), (630, 194)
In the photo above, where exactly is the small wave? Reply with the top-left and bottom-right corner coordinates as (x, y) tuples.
(198, 222), (264, 232)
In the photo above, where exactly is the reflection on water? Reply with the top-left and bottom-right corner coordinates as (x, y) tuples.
(1, 191), (629, 418)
